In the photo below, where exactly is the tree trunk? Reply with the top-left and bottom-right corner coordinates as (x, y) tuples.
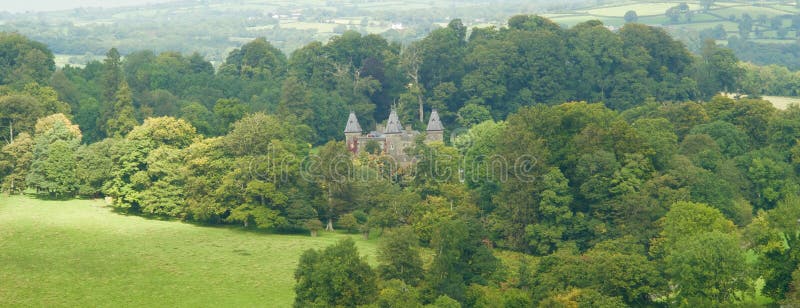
(326, 185), (335, 231)
(326, 218), (334, 231)
(9, 120), (13, 143)
(418, 93), (424, 123)
(362, 230), (369, 240)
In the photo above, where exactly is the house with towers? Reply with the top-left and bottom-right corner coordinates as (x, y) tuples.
(344, 108), (444, 164)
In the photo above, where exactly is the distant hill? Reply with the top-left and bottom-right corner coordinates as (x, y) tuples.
(0, 0), (589, 64)
(542, 0), (800, 69)
(3, 0), (798, 69)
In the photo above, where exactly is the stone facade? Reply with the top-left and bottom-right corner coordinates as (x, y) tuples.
(344, 109), (444, 164)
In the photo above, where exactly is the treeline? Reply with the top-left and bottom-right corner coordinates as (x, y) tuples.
(2, 15), (800, 306)
(727, 33), (800, 71)
(740, 61), (800, 96)
(2, 16), (744, 146)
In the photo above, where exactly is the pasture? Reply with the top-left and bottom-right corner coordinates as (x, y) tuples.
(0, 195), (378, 307)
(545, 0), (800, 46)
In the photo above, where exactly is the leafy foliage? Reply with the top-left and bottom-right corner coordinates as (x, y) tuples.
(3, 13), (800, 306)
(294, 238), (378, 307)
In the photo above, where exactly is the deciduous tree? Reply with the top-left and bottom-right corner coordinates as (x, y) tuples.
(294, 238), (377, 307)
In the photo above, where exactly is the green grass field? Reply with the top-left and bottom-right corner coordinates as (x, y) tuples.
(545, 0), (800, 46)
(584, 2), (701, 17)
(0, 195), (378, 307)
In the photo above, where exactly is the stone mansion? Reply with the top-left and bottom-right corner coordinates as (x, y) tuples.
(344, 108), (444, 164)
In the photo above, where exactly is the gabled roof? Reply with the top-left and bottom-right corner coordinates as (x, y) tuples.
(426, 109), (444, 131)
(344, 111), (362, 133)
(384, 108), (403, 134)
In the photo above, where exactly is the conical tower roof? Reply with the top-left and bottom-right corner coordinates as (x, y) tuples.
(426, 109), (444, 131)
(384, 108), (403, 134)
(344, 111), (362, 133)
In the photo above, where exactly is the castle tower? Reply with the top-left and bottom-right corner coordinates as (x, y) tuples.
(384, 108), (403, 134)
(426, 109), (444, 143)
(384, 108), (403, 158)
(344, 111), (362, 153)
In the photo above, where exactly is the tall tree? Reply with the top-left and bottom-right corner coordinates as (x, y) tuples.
(0, 32), (55, 87)
(219, 37), (287, 81)
(0, 95), (42, 143)
(696, 39), (743, 98)
(104, 117), (197, 212)
(0, 132), (34, 194)
(748, 197), (800, 301)
(664, 231), (749, 304)
(102, 47), (123, 103)
(401, 42), (425, 123)
(75, 138), (116, 197)
(419, 20), (467, 93)
(377, 227), (424, 286)
(312, 141), (356, 231)
(202, 113), (312, 228)
(104, 81), (138, 138)
(26, 114), (82, 197)
(294, 238), (377, 307)
(650, 201), (736, 257)
(651, 201), (749, 304)
(424, 218), (500, 302)
(0, 84), (70, 143)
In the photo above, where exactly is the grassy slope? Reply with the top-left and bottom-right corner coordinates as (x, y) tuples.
(0, 196), (378, 307)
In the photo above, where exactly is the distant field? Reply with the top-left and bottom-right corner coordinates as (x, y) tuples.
(763, 95), (800, 110)
(54, 54), (104, 68)
(585, 2), (701, 17)
(53, 54), (76, 68)
(280, 21), (338, 32)
(544, 0), (799, 47)
(680, 20), (739, 31)
(714, 5), (788, 17)
(773, 4), (800, 13)
(685, 12), (721, 22)
(549, 15), (623, 27)
(0, 196), (378, 307)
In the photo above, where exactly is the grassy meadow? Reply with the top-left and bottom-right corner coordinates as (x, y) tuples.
(0, 195), (378, 307)
(544, 0), (800, 45)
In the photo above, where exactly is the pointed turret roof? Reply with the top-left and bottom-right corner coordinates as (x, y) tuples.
(426, 109), (444, 131)
(384, 108), (403, 134)
(344, 111), (362, 133)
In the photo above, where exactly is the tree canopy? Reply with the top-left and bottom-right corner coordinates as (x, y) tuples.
(1, 14), (799, 306)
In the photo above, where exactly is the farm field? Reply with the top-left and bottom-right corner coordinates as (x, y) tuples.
(763, 95), (800, 109)
(545, 0), (800, 46)
(0, 195), (378, 307)
(585, 2), (702, 17)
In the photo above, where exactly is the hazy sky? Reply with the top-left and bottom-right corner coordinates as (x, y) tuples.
(1, 0), (179, 13)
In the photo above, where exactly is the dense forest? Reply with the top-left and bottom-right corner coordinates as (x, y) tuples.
(2, 15), (800, 306)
